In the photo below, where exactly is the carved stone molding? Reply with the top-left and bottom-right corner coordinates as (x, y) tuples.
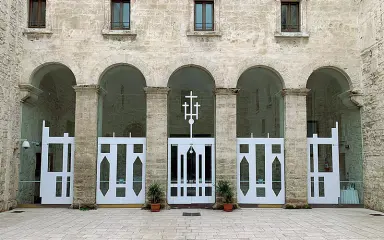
(338, 90), (363, 109)
(144, 87), (170, 94)
(215, 88), (240, 95)
(281, 88), (310, 97)
(19, 84), (43, 105)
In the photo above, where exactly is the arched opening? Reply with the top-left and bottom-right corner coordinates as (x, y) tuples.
(236, 66), (285, 204)
(167, 66), (215, 204)
(19, 63), (76, 204)
(307, 67), (363, 204)
(96, 64), (147, 204)
(237, 67), (284, 138)
(98, 65), (146, 137)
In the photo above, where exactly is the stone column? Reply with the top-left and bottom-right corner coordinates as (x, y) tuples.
(72, 85), (101, 209)
(144, 87), (169, 205)
(215, 88), (239, 204)
(282, 88), (310, 205)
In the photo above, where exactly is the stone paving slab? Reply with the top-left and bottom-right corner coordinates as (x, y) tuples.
(0, 208), (383, 240)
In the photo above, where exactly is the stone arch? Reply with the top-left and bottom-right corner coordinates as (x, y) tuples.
(167, 64), (216, 87)
(232, 60), (287, 89)
(236, 65), (285, 89)
(89, 54), (152, 86)
(164, 56), (220, 87)
(22, 54), (80, 85)
(29, 63), (77, 87)
(307, 66), (352, 91)
(98, 63), (147, 87)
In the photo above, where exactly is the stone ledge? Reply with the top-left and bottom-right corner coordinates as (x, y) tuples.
(19, 84), (43, 104)
(22, 28), (53, 35)
(186, 31), (222, 37)
(274, 31), (310, 38)
(101, 29), (137, 37)
(282, 88), (310, 96)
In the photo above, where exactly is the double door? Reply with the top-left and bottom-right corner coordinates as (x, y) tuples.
(167, 138), (215, 204)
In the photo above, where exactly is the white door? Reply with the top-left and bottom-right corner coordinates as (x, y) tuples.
(308, 123), (340, 204)
(237, 138), (285, 204)
(41, 121), (75, 204)
(167, 138), (215, 204)
(97, 137), (146, 204)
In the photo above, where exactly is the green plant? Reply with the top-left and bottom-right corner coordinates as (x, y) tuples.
(216, 180), (234, 203)
(147, 182), (163, 204)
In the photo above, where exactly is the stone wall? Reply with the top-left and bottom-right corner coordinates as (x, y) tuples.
(0, 0), (23, 211)
(360, 0), (384, 212)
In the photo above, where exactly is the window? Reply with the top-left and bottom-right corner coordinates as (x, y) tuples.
(111, 0), (130, 30)
(281, 1), (300, 32)
(194, 1), (214, 31)
(29, 0), (46, 28)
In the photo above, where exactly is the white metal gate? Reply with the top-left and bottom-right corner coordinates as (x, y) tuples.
(41, 121), (75, 204)
(167, 138), (215, 204)
(307, 123), (340, 204)
(97, 137), (146, 204)
(237, 138), (285, 204)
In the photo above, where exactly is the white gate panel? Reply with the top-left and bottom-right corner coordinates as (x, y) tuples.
(237, 138), (285, 204)
(41, 121), (75, 204)
(307, 122), (340, 204)
(168, 138), (215, 204)
(97, 137), (146, 204)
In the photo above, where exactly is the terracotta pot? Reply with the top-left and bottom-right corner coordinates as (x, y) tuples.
(223, 203), (233, 212)
(151, 203), (161, 212)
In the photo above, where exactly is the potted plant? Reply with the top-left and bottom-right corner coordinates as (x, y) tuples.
(147, 182), (163, 212)
(216, 180), (234, 212)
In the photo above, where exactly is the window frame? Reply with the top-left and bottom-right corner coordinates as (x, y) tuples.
(194, 1), (214, 31)
(111, 0), (131, 30)
(28, 0), (46, 28)
(281, 1), (300, 32)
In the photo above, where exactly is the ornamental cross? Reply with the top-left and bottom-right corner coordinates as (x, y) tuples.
(183, 91), (200, 140)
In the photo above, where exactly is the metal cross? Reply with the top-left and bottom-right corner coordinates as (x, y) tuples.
(183, 91), (200, 141)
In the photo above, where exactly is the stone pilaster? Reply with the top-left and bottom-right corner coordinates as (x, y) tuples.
(144, 87), (170, 206)
(282, 88), (310, 205)
(215, 88), (239, 204)
(72, 85), (101, 209)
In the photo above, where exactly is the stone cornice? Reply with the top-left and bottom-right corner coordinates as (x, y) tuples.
(144, 87), (170, 94)
(73, 84), (103, 94)
(19, 84), (43, 105)
(281, 88), (310, 96)
(215, 88), (240, 95)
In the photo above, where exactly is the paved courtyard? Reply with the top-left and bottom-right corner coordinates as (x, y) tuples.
(0, 208), (383, 240)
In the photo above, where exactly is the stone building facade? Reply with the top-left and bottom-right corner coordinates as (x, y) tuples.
(0, 0), (383, 212)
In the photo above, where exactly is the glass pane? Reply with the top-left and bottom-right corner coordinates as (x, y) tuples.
(281, 4), (288, 30)
(66, 177), (70, 197)
(30, 0), (39, 25)
(319, 177), (325, 197)
(256, 145), (265, 184)
(256, 187), (265, 197)
(318, 144), (333, 172)
(187, 147), (196, 183)
(199, 154), (202, 183)
(205, 187), (212, 196)
(290, 4), (299, 28)
(171, 187), (177, 197)
(112, 2), (121, 28)
(240, 144), (249, 153)
(134, 144), (143, 153)
(310, 144), (314, 172)
(199, 187), (202, 196)
(272, 144), (281, 154)
(101, 144), (110, 153)
(187, 187), (196, 196)
(48, 144), (63, 172)
(272, 157), (281, 196)
(240, 157), (249, 195)
(116, 187), (125, 197)
(205, 145), (212, 183)
(133, 157), (143, 196)
(171, 145), (177, 183)
(195, 3), (203, 30)
(67, 144), (71, 172)
(205, 3), (213, 30)
(40, 1), (46, 26)
(116, 144), (126, 184)
(100, 157), (110, 196)
(56, 176), (62, 197)
(310, 177), (314, 197)
(123, 2), (130, 28)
